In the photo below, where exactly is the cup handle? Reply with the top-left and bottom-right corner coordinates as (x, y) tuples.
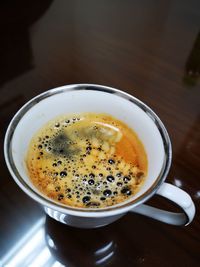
(131, 182), (195, 226)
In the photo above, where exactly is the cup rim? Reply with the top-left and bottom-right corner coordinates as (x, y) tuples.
(4, 84), (172, 217)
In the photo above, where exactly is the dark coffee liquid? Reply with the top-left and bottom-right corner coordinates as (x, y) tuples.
(26, 113), (147, 208)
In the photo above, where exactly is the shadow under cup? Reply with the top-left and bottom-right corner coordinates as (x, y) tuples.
(4, 84), (171, 228)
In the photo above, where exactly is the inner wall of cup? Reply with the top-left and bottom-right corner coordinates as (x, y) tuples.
(11, 89), (165, 202)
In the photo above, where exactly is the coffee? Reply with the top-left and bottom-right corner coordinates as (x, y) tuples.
(26, 113), (147, 208)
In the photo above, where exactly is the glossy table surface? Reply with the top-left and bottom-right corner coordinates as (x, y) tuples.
(0, 1), (200, 266)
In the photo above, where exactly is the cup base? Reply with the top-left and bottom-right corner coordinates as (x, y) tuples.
(44, 206), (125, 228)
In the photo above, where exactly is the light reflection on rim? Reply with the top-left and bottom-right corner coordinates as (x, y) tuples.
(4, 84), (172, 216)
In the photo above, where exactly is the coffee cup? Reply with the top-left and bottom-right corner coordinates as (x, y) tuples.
(4, 84), (195, 228)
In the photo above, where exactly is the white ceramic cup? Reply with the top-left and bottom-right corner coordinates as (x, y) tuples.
(4, 84), (195, 228)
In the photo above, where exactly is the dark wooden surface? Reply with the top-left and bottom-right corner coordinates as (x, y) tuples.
(0, 1), (200, 266)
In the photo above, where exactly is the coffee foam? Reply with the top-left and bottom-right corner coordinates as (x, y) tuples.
(26, 113), (147, 208)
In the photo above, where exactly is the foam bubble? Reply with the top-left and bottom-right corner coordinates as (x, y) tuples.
(60, 171), (67, 177)
(121, 187), (132, 196)
(103, 190), (112, 197)
(88, 179), (95, 185)
(82, 196), (91, 203)
(106, 175), (115, 182)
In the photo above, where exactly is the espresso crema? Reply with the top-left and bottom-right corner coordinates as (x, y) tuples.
(26, 113), (147, 208)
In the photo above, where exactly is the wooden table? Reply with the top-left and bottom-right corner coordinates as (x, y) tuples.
(0, 1), (200, 266)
